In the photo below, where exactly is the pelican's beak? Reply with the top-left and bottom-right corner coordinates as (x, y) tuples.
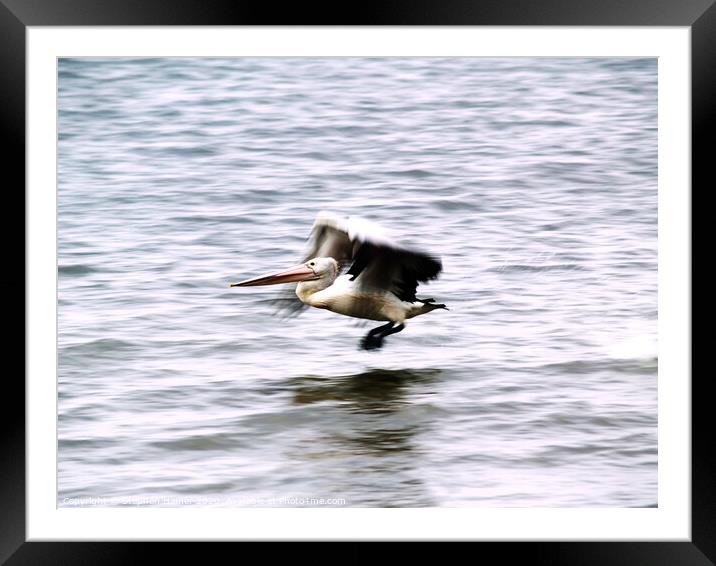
(229, 264), (319, 287)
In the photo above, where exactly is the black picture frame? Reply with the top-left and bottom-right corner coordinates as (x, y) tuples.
(7, 0), (708, 563)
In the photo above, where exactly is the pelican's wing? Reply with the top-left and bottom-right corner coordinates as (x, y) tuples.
(271, 288), (307, 318)
(312, 212), (443, 302)
(301, 212), (356, 267)
(349, 240), (442, 302)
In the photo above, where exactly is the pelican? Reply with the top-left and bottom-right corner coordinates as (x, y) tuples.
(230, 212), (447, 350)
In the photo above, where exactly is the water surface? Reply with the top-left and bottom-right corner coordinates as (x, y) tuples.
(58, 57), (657, 507)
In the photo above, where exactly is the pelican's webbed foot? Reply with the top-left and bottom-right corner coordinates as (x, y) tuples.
(360, 323), (405, 351)
(360, 334), (384, 350)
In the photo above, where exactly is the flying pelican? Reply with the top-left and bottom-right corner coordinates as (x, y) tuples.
(230, 212), (447, 350)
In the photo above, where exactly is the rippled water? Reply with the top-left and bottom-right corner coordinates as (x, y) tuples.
(58, 57), (657, 507)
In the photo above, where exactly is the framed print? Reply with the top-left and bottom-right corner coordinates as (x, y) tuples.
(8, 0), (709, 563)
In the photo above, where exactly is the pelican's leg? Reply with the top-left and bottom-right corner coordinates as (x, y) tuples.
(381, 323), (405, 337)
(360, 322), (405, 351)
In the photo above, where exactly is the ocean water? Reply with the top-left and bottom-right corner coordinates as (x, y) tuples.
(58, 57), (657, 508)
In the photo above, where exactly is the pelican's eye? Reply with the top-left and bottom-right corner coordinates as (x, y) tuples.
(308, 261), (316, 268)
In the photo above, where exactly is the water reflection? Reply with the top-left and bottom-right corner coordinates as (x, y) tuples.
(287, 368), (442, 506)
(291, 367), (441, 413)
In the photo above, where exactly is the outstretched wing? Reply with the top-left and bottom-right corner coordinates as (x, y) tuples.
(348, 240), (442, 302)
(301, 215), (354, 266)
(310, 212), (442, 302)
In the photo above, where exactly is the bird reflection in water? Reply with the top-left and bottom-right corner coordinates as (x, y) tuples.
(287, 368), (442, 507)
(291, 368), (441, 413)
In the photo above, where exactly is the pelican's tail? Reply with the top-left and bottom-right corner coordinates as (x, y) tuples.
(415, 297), (449, 314)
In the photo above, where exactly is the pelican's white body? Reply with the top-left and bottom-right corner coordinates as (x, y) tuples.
(296, 273), (433, 324)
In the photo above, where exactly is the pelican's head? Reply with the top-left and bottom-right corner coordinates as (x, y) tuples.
(304, 257), (339, 280)
(230, 257), (338, 288)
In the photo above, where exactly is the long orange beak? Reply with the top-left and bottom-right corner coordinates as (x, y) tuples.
(229, 264), (319, 287)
